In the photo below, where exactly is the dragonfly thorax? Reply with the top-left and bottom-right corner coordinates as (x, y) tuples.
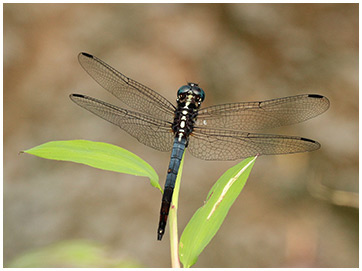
(172, 83), (204, 142)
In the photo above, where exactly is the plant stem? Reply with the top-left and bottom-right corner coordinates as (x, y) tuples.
(169, 153), (185, 268)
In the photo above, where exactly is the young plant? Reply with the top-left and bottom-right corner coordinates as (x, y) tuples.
(23, 140), (256, 267)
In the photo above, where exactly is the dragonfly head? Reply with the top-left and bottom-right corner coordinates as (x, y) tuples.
(177, 83), (205, 108)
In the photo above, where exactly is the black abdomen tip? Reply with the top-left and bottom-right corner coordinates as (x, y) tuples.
(80, 52), (93, 58)
(308, 94), (324, 99)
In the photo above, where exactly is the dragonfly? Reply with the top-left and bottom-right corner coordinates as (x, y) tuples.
(70, 52), (330, 241)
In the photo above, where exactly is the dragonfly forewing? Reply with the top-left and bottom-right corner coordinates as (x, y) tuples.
(196, 94), (330, 131)
(78, 52), (176, 121)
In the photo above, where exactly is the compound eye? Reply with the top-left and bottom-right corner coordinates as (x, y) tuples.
(194, 87), (205, 102)
(199, 89), (205, 102)
(177, 85), (191, 96)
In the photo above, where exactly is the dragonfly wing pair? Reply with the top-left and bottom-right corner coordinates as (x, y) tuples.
(188, 94), (330, 160)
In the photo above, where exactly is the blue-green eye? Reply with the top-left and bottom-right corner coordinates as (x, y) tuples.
(177, 85), (191, 96)
(196, 87), (205, 102)
(177, 83), (205, 102)
(189, 83), (205, 102)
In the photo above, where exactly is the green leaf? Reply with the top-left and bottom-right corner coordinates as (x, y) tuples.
(179, 156), (257, 267)
(7, 239), (142, 268)
(22, 140), (161, 192)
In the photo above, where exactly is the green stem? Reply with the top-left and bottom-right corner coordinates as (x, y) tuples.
(169, 153), (185, 268)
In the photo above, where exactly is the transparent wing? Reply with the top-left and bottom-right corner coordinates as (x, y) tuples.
(70, 94), (174, 152)
(188, 127), (320, 161)
(78, 52), (176, 121)
(196, 94), (330, 130)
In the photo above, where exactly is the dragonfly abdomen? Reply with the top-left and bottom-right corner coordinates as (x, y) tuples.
(158, 137), (187, 240)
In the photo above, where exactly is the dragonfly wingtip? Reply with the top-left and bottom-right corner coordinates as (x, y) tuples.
(308, 94), (324, 99)
(70, 93), (85, 98)
(80, 52), (93, 58)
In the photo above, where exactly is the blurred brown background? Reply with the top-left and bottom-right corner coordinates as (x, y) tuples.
(4, 3), (358, 268)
